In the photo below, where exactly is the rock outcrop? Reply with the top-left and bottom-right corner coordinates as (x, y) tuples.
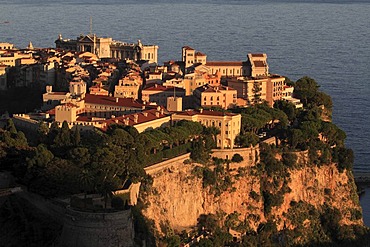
(140, 148), (364, 244)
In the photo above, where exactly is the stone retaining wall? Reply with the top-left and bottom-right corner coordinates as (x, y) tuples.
(58, 207), (134, 247)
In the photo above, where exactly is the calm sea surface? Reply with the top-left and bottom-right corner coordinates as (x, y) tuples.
(1, 0), (370, 225)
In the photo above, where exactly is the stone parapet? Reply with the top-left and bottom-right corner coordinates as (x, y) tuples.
(59, 207), (134, 247)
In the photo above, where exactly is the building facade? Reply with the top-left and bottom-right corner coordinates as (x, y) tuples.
(172, 109), (241, 149)
(193, 84), (237, 109)
(55, 34), (159, 63)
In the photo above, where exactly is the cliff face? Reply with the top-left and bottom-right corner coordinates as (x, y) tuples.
(141, 149), (363, 242)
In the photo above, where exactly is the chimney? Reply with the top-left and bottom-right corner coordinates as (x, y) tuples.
(155, 111), (160, 118)
(115, 97), (119, 103)
(160, 108), (164, 115)
(143, 112), (148, 117)
(124, 118), (129, 125)
(199, 108), (203, 113)
(134, 114), (139, 123)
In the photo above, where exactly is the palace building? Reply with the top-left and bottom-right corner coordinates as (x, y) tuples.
(55, 34), (159, 63)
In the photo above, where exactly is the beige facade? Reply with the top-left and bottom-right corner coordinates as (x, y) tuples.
(56, 34), (159, 63)
(206, 61), (248, 77)
(267, 75), (286, 104)
(0, 43), (14, 50)
(193, 84), (237, 109)
(227, 74), (285, 106)
(182, 46), (208, 67)
(172, 109), (241, 149)
(182, 69), (221, 96)
(69, 79), (87, 96)
(55, 104), (78, 123)
(142, 84), (185, 107)
(42, 85), (71, 110)
(114, 73), (143, 100)
(247, 53), (269, 77)
(0, 52), (32, 67)
(167, 96), (183, 112)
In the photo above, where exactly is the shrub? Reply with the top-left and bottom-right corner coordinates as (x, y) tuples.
(249, 190), (260, 201)
(231, 153), (244, 163)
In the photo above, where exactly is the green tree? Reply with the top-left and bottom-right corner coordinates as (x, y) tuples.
(27, 144), (54, 169)
(166, 235), (181, 247)
(190, 137), (212, 164)
(37, 121), (49, 144)
(72, 126), (81, 146)
(53, 121), (72, 147)
(235, 132), (259, 147)
(294, 76), (319, 106)
(5, 118), (17, 134)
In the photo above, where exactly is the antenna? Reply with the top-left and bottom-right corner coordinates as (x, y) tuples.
(89, 17), (93, 35)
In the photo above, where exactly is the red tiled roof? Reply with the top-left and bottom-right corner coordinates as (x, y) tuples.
(251, 53), (265, 57)
(46, 108), (56, 115)
(143, 84), (185, 92)
(104, 108), (169, 127)
(84, 94), (144, 108)
(205, 61), (243, 67)
(195, 84), (235, 93)
(183, 46), (195, 50)
(253, 61), (265, 67)
(176, 109), (236, 117)
(195, 51), (206, 56)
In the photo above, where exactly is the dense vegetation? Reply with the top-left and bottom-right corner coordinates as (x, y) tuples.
(0, 119), (217, 199)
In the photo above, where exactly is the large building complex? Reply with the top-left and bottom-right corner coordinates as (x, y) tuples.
(1, 36), (304, 151)
(55, 34), (159, 63)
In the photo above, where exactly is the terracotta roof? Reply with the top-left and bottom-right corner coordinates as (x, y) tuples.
(46, 108), (56, 115)
(182, 46), (195, 50)
(176, 109), (236, 117)
(103, 107), (169, 128)
(251, 53), (265, 57)
(195, 84), (235, 93)
(205, 61), (243, 67)
(143, 84), (185, 92)
(253, 61), (265, 67)
(195, 51), (206, 56)
(84, 94), (144, 108)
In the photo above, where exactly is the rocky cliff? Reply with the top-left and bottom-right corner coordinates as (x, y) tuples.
(139, 147), (366, 245)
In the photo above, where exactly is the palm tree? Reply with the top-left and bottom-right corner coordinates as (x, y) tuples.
(79, 169), (94, 209)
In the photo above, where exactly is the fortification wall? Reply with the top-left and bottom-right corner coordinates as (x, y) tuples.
(144, 153), (191, 175)
(58, 207), (134, 247)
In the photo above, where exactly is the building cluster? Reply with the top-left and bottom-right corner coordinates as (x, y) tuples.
(1, 34), (303, 149)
